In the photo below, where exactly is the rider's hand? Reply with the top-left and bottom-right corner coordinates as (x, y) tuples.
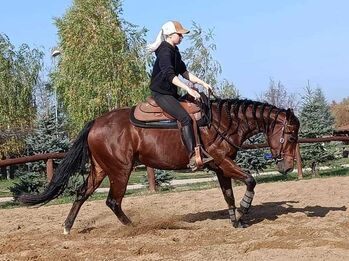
(187, 88), (201, 100)
(202, 82), (213, 91)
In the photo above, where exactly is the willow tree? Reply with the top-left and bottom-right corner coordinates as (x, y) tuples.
(53, 0), (148, 135)
(0, 34), (43, 155)
(182, 22), (238, 98)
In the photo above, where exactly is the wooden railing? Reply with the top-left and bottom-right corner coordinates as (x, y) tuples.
(1, 136), (348, 188)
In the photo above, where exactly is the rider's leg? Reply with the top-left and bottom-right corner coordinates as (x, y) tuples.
(153, 94), (213, 170)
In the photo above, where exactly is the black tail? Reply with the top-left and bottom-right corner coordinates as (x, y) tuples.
(18, 120), (95, 205)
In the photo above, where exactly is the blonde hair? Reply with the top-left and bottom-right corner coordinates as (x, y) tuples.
(146, 29), (166, 53)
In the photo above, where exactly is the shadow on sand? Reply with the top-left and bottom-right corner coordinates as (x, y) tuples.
(181, 201), (347, 225)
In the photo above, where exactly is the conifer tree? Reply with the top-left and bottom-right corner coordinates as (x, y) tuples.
(299, 85), (338, 165)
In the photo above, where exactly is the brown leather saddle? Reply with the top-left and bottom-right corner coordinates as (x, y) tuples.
(130, 96), (203, 129)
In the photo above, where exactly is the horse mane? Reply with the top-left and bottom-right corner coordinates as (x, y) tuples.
(211, 98), (291, 132)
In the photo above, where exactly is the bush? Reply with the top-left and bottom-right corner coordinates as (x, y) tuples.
(10, 172), (47, 199)
(141, 169), (174, 190)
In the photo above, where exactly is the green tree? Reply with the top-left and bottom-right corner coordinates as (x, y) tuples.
(182, 22), (239, 98)
(217, 79), (240, 99)
(236, 135), (273, 174)
(299, 85), (338, 165)
(53, 0), (148, 135)
(0, 34), (44, 155)
(10, 109), (70, 197)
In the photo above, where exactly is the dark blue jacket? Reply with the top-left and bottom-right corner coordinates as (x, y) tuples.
(150, 41), (187, 96)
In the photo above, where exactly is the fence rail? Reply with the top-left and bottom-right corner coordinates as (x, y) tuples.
(1, 136), (348, 185)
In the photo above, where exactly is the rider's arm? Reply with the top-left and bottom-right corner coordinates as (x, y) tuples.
(182, 71), (213, 91)
(172, 76), (200, 99)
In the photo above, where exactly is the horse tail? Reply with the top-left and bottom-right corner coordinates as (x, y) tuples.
(18, 120), (95, 205)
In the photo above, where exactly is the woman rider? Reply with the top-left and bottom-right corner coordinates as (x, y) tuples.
(147, 21), (213, 170)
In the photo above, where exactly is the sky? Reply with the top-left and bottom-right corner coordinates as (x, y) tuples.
(1, 0), (348, 103)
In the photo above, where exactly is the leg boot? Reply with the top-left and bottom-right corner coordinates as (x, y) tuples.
(181, 125), (213, 171)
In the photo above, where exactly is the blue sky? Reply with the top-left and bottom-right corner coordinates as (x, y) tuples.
(1, 0), (348, 102)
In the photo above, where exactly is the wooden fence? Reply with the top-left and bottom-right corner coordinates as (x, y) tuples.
(1, 136), (348, 190)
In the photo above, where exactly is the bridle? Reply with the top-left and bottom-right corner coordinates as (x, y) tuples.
(269, 119), (297, 163)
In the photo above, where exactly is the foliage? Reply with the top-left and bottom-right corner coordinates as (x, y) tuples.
(298, 85), (339, 165)
(182, 22), (239, 98)
(52, 0), (149, 135)
(23, 110), (70, 173)
(216, 79), (240, 99)
(141, 169), (174, 190)
(0, 34), (44, 155)
(10, 172), (47, 199)
(258, 78), (299, 112)
(331, 97), (349, 128)
(236, 134), (273, 174)
(10, 106), (71, 194)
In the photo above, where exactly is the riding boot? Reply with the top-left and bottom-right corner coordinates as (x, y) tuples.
(181, 125), (213, 171)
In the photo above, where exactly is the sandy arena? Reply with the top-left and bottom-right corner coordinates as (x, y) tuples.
(0, 176), (349, 260)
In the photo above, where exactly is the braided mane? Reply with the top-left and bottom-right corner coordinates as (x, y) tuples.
(211, 98), (288, 133)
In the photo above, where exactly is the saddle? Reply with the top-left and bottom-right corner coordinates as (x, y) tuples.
(131, 96), (203, 128)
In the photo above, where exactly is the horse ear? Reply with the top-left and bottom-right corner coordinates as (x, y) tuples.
(286, 108), (293, 119)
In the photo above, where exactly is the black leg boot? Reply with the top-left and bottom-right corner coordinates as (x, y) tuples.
(181, 124), (213, 170)
(181, 125), (196, 169)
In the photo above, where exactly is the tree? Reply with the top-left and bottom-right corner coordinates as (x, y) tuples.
(236, 135), (273, 174)
(259, 78), (299, 112)
(182, 22), (239, 98)
(331, 97), (349, 128)
(10, 109), (70, 196)
(298, 85), (338, 166)
(0, 33), (44, 155)
(217, 79), (240, 99)
(52, 0), (149, 135)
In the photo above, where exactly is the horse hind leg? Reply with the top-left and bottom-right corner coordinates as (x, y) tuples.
(106, 189), (132, 225)
(105, 164), (133, 225)
(63, 157), (106, 235)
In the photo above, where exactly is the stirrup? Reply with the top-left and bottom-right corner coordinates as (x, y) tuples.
(187, 146), (214, 171)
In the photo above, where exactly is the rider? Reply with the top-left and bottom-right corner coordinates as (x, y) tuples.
(147, 21), (213, 170)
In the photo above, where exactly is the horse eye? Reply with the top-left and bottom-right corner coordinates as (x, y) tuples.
(288, 136), (297, 143)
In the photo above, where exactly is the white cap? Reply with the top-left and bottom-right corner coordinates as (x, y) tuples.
(161, 21), (190, 35)
(147, 21), (190, 53)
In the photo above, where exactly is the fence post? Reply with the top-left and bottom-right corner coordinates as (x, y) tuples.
(46, 159), (54, 182)
(0, 155), (6, 179)
(295, 143), (303, 179)
(146, 167), (156, 192)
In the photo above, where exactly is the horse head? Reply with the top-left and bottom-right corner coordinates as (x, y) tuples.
(266, 108), (300, 174)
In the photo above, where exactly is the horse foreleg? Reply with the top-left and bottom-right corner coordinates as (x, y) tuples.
(218, 157), (256, 228)
(63, 158), (106, 235)
(214, 168), (238, 226)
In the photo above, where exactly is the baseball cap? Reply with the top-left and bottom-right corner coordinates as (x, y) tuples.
(161, 21), (190, 35)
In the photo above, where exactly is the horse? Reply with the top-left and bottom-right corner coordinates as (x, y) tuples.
(19, 97), (300, 234)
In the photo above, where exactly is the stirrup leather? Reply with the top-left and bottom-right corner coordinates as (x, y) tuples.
(188, 145), (214, 171)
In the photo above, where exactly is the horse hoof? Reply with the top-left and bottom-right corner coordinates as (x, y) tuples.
(233, 221), (249, 228)
(63, 227), (70, 235)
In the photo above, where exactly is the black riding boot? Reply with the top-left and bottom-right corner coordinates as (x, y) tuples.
(181, 124), (213, 170)
(181, 124), (195, 156)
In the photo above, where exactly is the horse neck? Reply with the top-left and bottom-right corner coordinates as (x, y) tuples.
(212, 100), (284, 144)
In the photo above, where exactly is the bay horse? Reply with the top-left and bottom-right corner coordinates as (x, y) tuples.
(19, 97), (300, 234)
